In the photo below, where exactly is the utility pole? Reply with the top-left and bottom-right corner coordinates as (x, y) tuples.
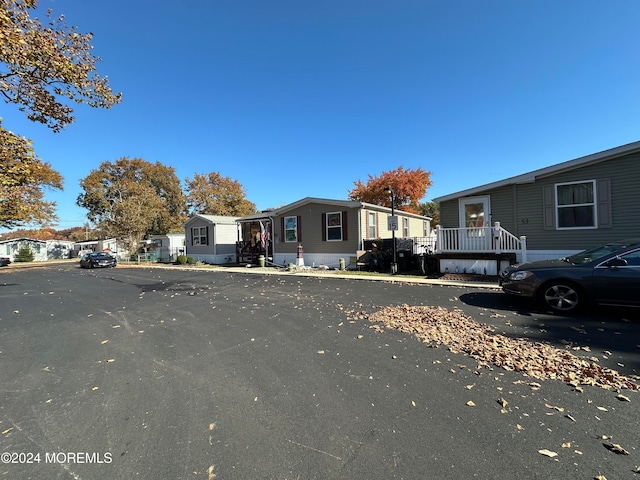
(384, 186), (398, 274)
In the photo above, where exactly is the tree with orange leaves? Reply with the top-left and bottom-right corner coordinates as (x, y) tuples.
(348, 167), (432, 214)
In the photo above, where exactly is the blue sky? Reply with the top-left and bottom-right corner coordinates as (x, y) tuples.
(3, 0), (640, 230)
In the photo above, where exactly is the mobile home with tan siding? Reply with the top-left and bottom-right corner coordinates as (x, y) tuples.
(237, 197), (431, 268)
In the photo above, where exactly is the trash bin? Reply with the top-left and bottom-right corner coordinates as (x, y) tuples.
(339, 258), (345, 270)
(397, 250), (411, 272)
(258, 255), (265, 267)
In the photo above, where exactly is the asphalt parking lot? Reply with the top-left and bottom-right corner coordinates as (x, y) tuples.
(1, 263), (638, 479)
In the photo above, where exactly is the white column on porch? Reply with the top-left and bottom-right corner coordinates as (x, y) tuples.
(494, 221), (502, 254)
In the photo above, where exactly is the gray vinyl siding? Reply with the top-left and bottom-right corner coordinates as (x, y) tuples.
(523, 153), (639, 250)
(486, 185), (516, 233)
(184, 218), (212, 256)
(439, 151), (640, 251)
(509, 182), (545, 247)
(438, 200), (459, 227)
(214, 225), (240, 255)
(184, 217), (239, 256)
(439, 187), (515, 232)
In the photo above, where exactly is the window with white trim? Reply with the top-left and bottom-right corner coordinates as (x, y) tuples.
(284, 216), (298, 242)
(403, 217), (409, 237)
(368, 212), (376, 238)
(192, 226), (207, 245)
(556, 180), (596, 229)
(326, 212), (343, 241)
(423, 221), (428, 237)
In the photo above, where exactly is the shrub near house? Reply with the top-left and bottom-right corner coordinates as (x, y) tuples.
(14, 246), (35, 262)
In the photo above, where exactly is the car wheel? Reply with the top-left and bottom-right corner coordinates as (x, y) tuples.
(539, 281), (582, 313)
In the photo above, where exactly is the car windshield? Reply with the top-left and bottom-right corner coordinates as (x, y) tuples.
(565, 242), (631, 265)
(91, 253), (112, 259)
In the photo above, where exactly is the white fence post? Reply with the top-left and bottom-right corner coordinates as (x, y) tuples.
(520, 235), (527, 263)
(493, 221), (501, 254)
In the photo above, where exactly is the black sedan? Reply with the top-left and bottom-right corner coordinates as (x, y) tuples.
(0, 257), (10, 267)
(79, 252), (117, 269)
(500, 238), (640, 313)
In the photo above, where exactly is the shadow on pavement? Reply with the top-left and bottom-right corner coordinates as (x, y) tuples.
(457, 291), (537, 316)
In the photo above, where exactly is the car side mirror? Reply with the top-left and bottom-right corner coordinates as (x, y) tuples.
(605, 257), (627, 268)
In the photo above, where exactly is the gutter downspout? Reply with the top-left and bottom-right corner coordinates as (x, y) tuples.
(212, 223), (217, 260)
(357, 207), (363, 250)
(269, 215), (276, 264)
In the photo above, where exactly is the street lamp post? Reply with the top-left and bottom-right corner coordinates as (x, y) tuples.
(384, 186), (398, 274)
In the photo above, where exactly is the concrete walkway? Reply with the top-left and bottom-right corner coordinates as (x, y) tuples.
(1, 258), (502, 289)
(180, 263), (502, 289)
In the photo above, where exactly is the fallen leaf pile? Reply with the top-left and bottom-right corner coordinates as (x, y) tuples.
(363, 305), (638, 391)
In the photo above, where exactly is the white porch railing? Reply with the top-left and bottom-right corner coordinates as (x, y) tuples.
(435, 222), (527, 262)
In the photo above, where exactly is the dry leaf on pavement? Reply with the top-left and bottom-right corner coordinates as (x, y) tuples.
(538, 449), (558, 458)
(360, 305), (639, 391)
(207, 465), (216, 479)
(603, 443), (629, 455)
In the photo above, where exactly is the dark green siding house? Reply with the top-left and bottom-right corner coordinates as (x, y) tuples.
(432, 141), (640, 273)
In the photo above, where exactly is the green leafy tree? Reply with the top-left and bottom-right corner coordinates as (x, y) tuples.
(348, 166), (432, 214)
(77, 158), (187, 252)
(418, 201), (440, 226)
(0, 122), (63, 228)
(185, 172), (257, 217)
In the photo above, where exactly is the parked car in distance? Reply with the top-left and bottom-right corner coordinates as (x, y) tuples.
(500, 238), (640, 313)
(0, 257), (10, 267)
(79, 252), (117, 269)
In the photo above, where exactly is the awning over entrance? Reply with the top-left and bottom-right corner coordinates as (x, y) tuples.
(236, 214), (274, 264)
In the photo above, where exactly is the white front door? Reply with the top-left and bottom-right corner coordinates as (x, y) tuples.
(459, 196), (491, 250)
